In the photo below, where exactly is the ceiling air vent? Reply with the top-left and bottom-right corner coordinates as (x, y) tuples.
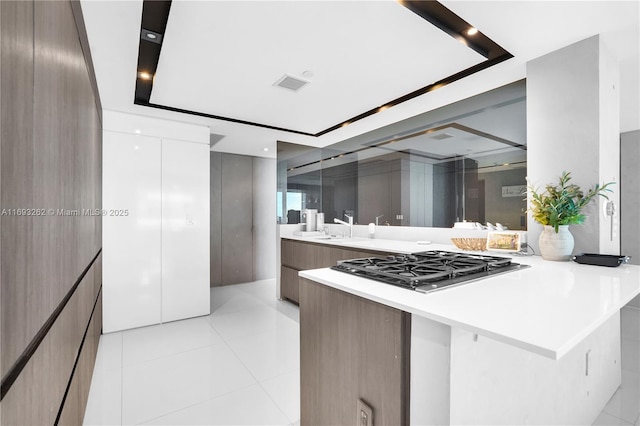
(209, 133), (225, 148)
(430, 132), (454, 140)
(274, 74), (309, 92)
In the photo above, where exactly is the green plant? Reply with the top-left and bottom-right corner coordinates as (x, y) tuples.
(528, 171), (614, 232)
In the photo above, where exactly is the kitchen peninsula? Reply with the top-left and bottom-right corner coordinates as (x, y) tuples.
(283, 236), (640, 425)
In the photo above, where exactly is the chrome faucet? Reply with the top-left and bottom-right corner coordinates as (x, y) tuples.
(375, 214), (384, 226)
(334, 214), (353, 238)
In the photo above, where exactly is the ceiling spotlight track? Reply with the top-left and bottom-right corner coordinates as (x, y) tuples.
(398, 0), (510, 60)
(134, 0), (172, 104)
(133, 1), (512, 137)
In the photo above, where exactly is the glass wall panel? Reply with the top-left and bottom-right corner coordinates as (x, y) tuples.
(277, 80), (527, 230)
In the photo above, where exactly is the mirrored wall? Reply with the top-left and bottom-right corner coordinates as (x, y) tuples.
(277, 80), (527, 230)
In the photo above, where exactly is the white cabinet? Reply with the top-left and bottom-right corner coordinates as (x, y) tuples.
(102, 112), (210, 333)
(103, 132), (162, 332)
(161, 139), (210, 322)
(447, 312), (620, 425)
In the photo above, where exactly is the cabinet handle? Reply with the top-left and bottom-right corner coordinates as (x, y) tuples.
(585, 349), (591, 376)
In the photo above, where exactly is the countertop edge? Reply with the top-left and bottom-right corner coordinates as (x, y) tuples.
(298, 267), (639, 360)
(298, 268), (561, 359)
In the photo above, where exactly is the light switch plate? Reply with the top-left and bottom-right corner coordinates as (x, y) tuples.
(356, 399), (373, 426)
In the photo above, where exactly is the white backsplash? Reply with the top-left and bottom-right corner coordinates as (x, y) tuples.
(279, 223), (527, 246)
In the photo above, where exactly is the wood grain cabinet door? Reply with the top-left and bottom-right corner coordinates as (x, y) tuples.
(280, 265), (300, 303)
(300, 278), (410, 425)
(220, 154), (254, 284)
(280, 239), (392, 307)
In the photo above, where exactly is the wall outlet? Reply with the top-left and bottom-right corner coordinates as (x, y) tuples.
(356, 399), (373, 426)
(395, 214), (403, 220)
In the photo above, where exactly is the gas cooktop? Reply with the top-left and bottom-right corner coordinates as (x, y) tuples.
(331, 250), (529, 293)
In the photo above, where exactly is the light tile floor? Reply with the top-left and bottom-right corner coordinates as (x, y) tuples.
(84, 279), (300, 425)
(84, 280), (639, 425)
(594, 306), (640, 426)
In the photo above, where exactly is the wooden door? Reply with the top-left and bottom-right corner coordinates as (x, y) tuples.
(220, 154), (254, 284)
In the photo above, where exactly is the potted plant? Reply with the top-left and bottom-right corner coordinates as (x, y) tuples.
(528, 171), (613, 261)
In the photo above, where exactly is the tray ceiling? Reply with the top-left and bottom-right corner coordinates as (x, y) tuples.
(135, 0), (513, 137)
(149, 1), (486, 135)
(80, 1), (639, 157)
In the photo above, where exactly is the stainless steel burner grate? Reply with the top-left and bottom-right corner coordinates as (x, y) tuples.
(331, 250), (528, 293)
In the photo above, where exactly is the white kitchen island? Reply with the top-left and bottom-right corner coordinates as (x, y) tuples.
(298, 241), (640, 425)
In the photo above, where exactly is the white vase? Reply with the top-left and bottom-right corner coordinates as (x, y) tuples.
(538, 225), (574, 261)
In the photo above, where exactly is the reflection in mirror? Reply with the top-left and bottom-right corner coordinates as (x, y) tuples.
(277, 80), (526, 230)
(277, 142), (322, 225)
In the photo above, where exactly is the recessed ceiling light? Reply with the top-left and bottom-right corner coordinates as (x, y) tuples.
(466, 27), (478, 36)
(137, 71), (153, 80)
(302, 70), (314, 78)
(141, 29), (163, 44)
(263, 148), (269, 152)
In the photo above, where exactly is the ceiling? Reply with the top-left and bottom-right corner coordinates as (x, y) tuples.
(152, 1), (485, 135)
(80, 0), (640, 159)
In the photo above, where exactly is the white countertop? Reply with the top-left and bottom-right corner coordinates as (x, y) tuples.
(294, 237), (640, 360)
(283, 234), (441, 254)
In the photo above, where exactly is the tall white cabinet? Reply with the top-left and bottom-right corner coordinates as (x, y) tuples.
(102, 111), (210, 333)
(103, 132), (163, 331)
(161, 138), (210, 322)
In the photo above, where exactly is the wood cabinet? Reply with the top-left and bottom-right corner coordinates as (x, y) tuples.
(299, 278), (411, 425)
(279, 238), (389, 304)
(1, 0), (35, 377)
(1, 1), (102, 424)
(280, 266), (300, 304)
(221, 154), (254, 285)
(210, 152), (255, 286)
